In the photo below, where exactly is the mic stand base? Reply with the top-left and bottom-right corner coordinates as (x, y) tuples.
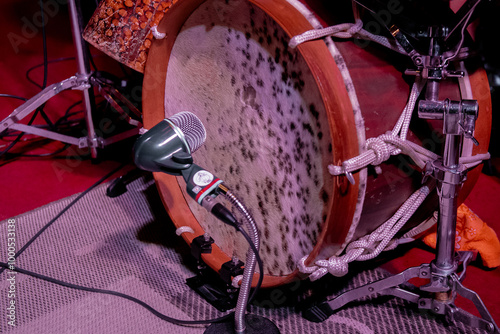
(204, 314), (280, 334)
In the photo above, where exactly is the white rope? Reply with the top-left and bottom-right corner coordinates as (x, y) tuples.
(328, 71), (490, 182)
(328, 77), (429, 181)
(231, 275), (243, 288)
(460, 153), (491, 169)
(289, 17), (407, 55)
(385, 211), (438, 250)
(175, 226), (195, 236)
(298, 75), (490, 280)
(298, 186), (430, 280)
(289, 20), (362, 47)
(151, 25), (166, 40)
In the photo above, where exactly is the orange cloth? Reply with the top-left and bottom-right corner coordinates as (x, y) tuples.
(422, 204), (500, 268)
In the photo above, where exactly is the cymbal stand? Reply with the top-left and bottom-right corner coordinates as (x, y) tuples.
(303, 11), (499, 333)
(0, 0), (141, 159)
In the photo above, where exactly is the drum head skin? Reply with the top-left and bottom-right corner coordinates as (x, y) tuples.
(165, 0), (338, 276)
(143, 0), (360, 286)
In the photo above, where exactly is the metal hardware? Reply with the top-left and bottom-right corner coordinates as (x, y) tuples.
(302, 1), (498, 331)
(0, 0), (141, 159)
(191, 233), (214, 262)
(219, 257), (244, 286)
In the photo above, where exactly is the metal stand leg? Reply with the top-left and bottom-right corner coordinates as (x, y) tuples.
(0, 0), (141, 159)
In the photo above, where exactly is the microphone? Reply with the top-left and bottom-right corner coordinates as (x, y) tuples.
(133, 111), (236, 226)
(133, 111), (206, 175)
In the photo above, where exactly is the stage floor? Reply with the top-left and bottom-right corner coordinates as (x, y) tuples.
(0, 0), (499, 331)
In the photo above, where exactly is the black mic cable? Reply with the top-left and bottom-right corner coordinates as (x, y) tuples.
(0, 162), (126, 275)
(0, 221), (264, 326)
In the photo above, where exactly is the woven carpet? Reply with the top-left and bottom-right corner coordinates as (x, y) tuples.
(0, 175), (488, 333)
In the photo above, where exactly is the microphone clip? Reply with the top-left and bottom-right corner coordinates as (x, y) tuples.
(181, 163), (224, 205)
(181, 164), (239, 228)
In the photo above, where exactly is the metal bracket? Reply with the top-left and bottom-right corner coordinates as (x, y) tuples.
(219, 257), (244, 286)
(1, 76), (82, 131)
(72, 72), (92, 90)
(190, 233), (214, 262)
(185, 234), (242, 312)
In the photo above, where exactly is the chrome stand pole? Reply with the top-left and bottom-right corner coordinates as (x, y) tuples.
(68, 0), (98, 158)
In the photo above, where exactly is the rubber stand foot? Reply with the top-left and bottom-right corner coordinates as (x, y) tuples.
(204, 314), (280, 334)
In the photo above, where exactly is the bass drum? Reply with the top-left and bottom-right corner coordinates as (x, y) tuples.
(142, 0), (491, 287)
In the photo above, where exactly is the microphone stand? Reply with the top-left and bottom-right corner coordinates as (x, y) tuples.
(302, 20), (499, 333)
(180, 163), (280, 334)
(203, 184), (280, 334)
(0, 0), (141, 159)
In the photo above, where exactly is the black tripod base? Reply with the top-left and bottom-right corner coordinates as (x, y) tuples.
(204, 314), (280, 334)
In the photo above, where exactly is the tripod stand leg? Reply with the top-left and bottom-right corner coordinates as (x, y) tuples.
(1, 77), (83, 131)
(1, 0), (141, 157)
(451, 276), (500, 332)
(303, 266), (425, 322)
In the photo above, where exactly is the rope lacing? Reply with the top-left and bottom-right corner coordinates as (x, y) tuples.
(289, 9), (407, 55)
(298, 81), (489, 280)
(298, 186), (430, 280)
(175, 226), (195, 236)
(328, 77), (428, 181)
(297, 76), (489, 281)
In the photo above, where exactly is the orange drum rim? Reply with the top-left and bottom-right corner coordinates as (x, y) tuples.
(142, 0), (359, 287)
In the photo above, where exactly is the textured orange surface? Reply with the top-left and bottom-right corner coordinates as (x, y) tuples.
(83, 0), (177, 72)
(423, 204), (500, 268)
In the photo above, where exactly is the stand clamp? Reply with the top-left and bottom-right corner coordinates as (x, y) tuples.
(186, 233), (244, 313)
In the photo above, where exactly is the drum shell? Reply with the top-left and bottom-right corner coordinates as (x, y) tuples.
(141, 0), (492, 287)
(83, 0), (178, 72)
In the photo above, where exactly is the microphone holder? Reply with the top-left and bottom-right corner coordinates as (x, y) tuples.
(0, 0), (141, 159)
(303, 21), (499, 333)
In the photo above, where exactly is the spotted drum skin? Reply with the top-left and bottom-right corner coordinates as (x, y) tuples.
(164, 0), (334, 276)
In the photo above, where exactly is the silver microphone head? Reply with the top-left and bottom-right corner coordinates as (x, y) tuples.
(169, 111), (207, 153)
